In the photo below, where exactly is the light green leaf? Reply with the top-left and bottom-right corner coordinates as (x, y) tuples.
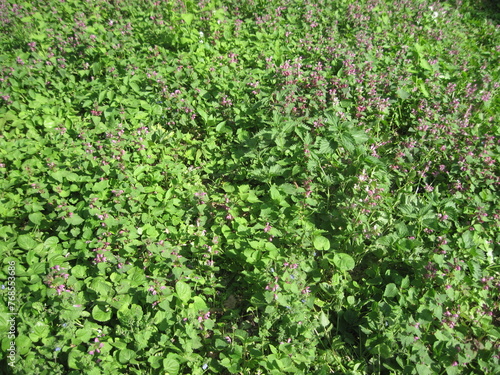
(333, 253), (355, 271)
(65, 214), (84, 226)
(319, 311), (330, 327)
(92, 304), (112, 322)
(419, 58), (432, 71)
(17, 234), (38, 250)
(313, 235), (330, 251)
(90, 277), (113, 296)
(175, 281), (191, 303)
(396, 88), (410, 100)
(118, 348), (136, 364)
(43, 116), (58, 129)
(340, 133), (356, 152)
(416, 364), (432, 375)
(163, 355), (180, 374)
(270, 185), (283, 202)
(130, 82), (141, 94)
(148, 355), (163, 369)
(384, 283), (398, 298)
(28, 212), (44, 225)
(181, 13), (194, 26)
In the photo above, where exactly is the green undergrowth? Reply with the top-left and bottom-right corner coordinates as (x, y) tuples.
(0, 0), (499, 374)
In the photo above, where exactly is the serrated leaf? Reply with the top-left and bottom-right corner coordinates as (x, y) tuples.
(419, 82), (429, 97)
(399, 204), (416, 217)
(351, 130), (369, 144)
(395, 223), (408, 238)
(340, 133), (356, 152)
(317, 138), (335, 154)
(377, 234), (396, 246)
(44, 236), (59, 249)
(51, 170), (64, 183)
(16, 335), (32, 355)
(462, 231), (473, 249)
(419, 58), (432, 71)
(68, 348), (82, 369)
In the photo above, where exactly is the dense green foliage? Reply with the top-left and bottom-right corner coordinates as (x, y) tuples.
(0, 0), (499, 373)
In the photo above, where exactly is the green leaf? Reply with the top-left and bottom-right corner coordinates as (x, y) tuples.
(118, 348), (136, 364)
(384, 283), (398, 298)
(319, 311), (330, 327)
(68, 348), (83, 369)
(279, 183), (297, 195)
(92, 304), (112, 322)
(192, 296), (208, 312)
(416, 364), (432, 375)
(396, 88), (410, 100)
(71, 265), (87, 279)
(65, 214), (84, 226)
(163, 355), (180, 374)
(17, 234), (38, 250)
(317, 138), (335, 154)
(93, 179), (109, 191)
(395, 222), (408, 238)
(134, 111), (148, 120)
(43, 116), (58, 129)
(44, 236), (59, 250)
(339, 133), (356, 152)
(29, 322), (50, 342)
(90, 277), (113, 296)
(130, 82), (141, 94)
(28, 212), (44, 225)
(181, 13), (194, 26)
(333, 253), (355, 271)
(351, 129), (370, 144)
(313, 235), (330, 250)
(462, 231), (473, 249)
(419, 59), (432, 71)
(270, 185), (283, 202)
(419, 82), (429, 97)
(16, 335), (32, 355)
(175, 281), (191, 303)
(148, 355), (163, 369)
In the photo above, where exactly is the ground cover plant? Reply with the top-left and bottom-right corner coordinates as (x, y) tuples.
(0, 0), (499, 373)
